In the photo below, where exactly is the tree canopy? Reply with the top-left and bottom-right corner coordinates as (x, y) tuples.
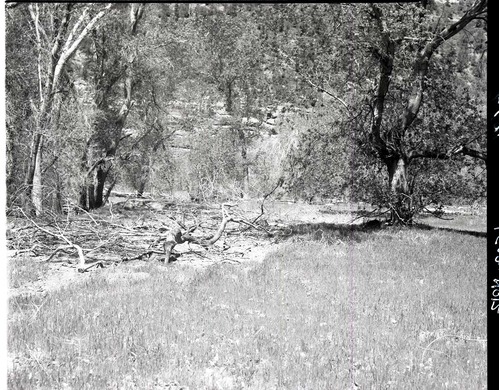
(6, 2), (487, 221)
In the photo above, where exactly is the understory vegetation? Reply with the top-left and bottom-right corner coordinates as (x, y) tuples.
(8, 228), (486, 389)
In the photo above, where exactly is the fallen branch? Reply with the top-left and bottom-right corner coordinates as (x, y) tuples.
(144, 204), (265, 263)
(121, 250), (166, 262)
(7, 244), (43, 257)
(249, 178), (283, 226)
(77, 260), (105, 273)
(18, 207), (88, 271)
(45, 245), (77, 262)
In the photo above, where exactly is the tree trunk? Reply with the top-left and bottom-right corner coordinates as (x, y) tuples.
(94, 165), (108, 208)
(77, 4), (144, 211)
(226, 80), (233, 113)
(238, 129), (249, 198)
(386, 156), (412, 224)
(87, 183), (96, 210)
(137, 165), (150, 197)
(31, 137), (44, 216)
(52, 172), (63, 214)
(79, 186), (87, 211)
(79, 162), (111, 210)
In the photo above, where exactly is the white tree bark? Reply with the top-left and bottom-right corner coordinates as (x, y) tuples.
(27, 4), (113, 215)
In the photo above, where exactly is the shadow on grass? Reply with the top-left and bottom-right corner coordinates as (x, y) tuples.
(414, 222), (487, 238)
(276, 219), (486, 244)
(275, 220), (384, 244)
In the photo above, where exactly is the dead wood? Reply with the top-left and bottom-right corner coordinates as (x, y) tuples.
(139, 204), (266, 263)
(18, 207), (92, 271)
(14, 200), (274, 272)
(77, 261), (105, 273)
(7, 244), (43, 257)
(121, 250), (165, 262)
(250, 178), (283, 225)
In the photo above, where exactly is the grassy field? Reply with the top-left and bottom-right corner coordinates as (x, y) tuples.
(8, 227), (486, 389)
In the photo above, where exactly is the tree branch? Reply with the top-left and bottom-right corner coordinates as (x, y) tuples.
(130, 3), (145, 33)
(410, 146), (487, 162)
(51, 3), (72, 60)
(369, 4), (396, 158)
(452, 145), (487, 162)
(52, 4), (113, 94)
(277, 49), (351, 115)
(400, 0), (487, 132)
(18, 207), (88, 270)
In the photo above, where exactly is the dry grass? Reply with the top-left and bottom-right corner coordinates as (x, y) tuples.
(8, 227), (486, 389)
(8, 255), (50, 289)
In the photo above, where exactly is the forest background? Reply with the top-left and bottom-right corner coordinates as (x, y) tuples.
(5, 1), (487, 222)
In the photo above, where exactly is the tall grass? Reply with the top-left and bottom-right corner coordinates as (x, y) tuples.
(9, 254), (49, 289)
(8, 229), (486, 389)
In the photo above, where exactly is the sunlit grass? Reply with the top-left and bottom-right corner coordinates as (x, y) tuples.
(8, 229), (486, 389)
(9, 254), (49, 289)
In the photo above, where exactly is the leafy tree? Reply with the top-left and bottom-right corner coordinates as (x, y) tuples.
(5, 2), (486, 217)
(271, 1), (486, 222)
(75, 4), (145, 210)
(358, 0), (486, 222)
(6, 3), (114, 215)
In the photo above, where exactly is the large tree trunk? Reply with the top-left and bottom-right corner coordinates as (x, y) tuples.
(386, 156), (412, 224)
(94, 165), (108, 208)
(79, 153), (114, 210)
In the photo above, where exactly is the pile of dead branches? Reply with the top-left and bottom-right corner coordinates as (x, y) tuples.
(7, 202), (274, 273)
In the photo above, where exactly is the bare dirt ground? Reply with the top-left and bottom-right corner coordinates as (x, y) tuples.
(7, 198), (486, 299)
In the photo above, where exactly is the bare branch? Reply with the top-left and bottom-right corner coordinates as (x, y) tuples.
(51, 4), (72, 60)
(18, 207), (88, 270)
(52, 4), (113, 93)
(130, 3), (145, 33)
(277, 49), (351, 115)
(28, 4), (44, 105)
(410, 133), (487, 163)
(401, 0), (487, 132)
